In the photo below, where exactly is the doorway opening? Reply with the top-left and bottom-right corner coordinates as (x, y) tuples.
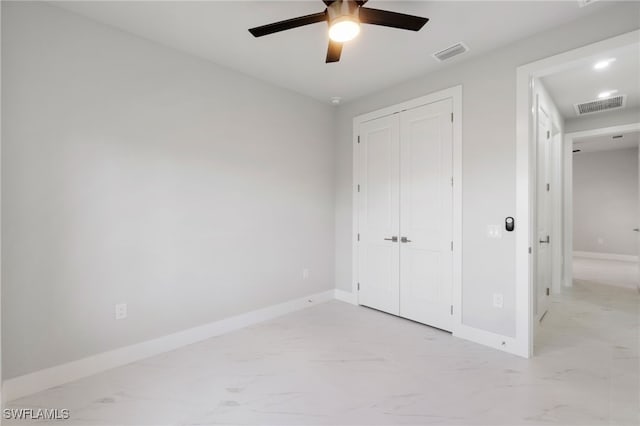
(568, 127), (639, 291)
(516, 30), (640, 356)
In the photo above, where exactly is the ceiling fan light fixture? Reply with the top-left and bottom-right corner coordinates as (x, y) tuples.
(329, 16), (360, 42)
(248, 0), (429, 63)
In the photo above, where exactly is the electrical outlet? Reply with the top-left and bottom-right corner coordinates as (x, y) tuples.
(302, 269), (310, 280)
(493, 294), (504, 308)
(115, 303), (127, 320)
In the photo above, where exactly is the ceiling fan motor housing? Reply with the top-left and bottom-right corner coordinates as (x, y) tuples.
(327, 0), (360, 26)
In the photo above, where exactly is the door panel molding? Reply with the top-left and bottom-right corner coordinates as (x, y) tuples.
(399, 100), (453, 331)
(357, 115), (400, 314)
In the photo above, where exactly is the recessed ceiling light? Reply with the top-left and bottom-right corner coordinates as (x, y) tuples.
(594, 58), (616, 70)
(330, 97), (342, 105)
(597, 90), (618, 99)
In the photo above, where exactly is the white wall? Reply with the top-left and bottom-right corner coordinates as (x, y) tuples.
(1, 2), (335, 380)
(334, 3), (640, 338)
(573, 147), (639, 256)
(565, 107), (640, 134)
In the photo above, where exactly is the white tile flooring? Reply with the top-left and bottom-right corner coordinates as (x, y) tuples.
(5, 262), (639, 425)
(573, 256), (639, 290)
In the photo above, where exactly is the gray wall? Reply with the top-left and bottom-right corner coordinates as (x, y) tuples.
(1, 2), (335, 379)
(334, 3), (640, 338)
(573, 148), (639, 256)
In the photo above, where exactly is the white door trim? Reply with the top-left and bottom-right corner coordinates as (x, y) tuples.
(352, 85), (462, 333)
(516, 30), (640, 357)
(564, 122), (640, 287)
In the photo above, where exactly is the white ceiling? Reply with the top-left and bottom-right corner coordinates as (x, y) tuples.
(541, 43), (640, 119)
(574, 130), (640, 153)
(54, 0), (615, 103)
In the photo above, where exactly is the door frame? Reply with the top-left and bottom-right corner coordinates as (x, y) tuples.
(563, 122), (640, 288)
(516, 30), (640, 357)
(351, 85), (462, 333)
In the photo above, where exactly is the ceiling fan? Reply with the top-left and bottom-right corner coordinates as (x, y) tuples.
(248, 0), (429, 63)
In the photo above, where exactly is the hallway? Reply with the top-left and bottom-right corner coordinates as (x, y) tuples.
(535, 274), (639, 424)
(573, 256), (639, 290)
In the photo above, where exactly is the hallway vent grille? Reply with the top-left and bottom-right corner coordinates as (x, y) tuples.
(573, 95), (626, 116)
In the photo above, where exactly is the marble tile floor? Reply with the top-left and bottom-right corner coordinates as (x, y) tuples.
(573, 256), (639, 290)
(5, 281), (639, 425)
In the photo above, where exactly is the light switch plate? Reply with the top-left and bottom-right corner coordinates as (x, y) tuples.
(487, 225), (502, 239)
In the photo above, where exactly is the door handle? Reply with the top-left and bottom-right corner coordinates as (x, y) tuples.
(401, 236), (412, 243)
(539, 235), (550, 244)
(634, 228), (639, 232)
(384, 236), (398, 242)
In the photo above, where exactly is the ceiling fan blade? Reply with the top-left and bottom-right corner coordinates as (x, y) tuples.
(249, 11), (327, 37)
(326, 40), (343, 63)
(324, 0), (365, 5)
(358, 7), (428, 31)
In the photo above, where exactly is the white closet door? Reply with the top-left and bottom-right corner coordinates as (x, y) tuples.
(357, 115), (400, 315)
(399, 99), (453, 331)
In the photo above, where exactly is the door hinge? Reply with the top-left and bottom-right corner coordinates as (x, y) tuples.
(546, 130), (550, 139)
(451, 176), (454, 187)
(546, 183), (550, 192)
(546, 287), (550, 296)
(357, 282), (360, 291)
(357, 233), (360, 242)
(450, 305), (453, 315)
(357, 184), (360, 192)
(357, 135), (360, 144)
(451, 112), (454, 123)
(528, 247), (532, 254)
(450, 241), (453, 251)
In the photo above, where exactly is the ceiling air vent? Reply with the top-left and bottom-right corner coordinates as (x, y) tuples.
(433, 42), (468, 62)
(573, 95), (626, 116)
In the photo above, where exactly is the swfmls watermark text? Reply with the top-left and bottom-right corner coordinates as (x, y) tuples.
(3, 408), (70, 421)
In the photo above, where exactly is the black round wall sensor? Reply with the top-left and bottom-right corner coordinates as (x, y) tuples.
(505, 217), (515, 232)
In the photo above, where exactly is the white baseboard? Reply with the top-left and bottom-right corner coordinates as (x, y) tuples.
(2, 290), (335, 402)
(2, 288), (532, 401)
(453, 324), (528, 358)
(333, 289), (357, 305)
(573, 251), (639, 262)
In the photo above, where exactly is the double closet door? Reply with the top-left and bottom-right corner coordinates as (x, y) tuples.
(357, 98), (454, 332)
